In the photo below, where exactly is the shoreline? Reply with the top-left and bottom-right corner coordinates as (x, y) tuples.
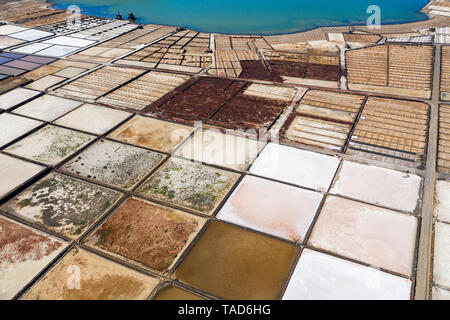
(46, 0), (434, 37)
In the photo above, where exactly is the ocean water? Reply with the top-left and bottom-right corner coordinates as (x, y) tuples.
(52, 0), (429, 35)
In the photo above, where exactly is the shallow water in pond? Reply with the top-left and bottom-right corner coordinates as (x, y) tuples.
(52, 0), (428, 35)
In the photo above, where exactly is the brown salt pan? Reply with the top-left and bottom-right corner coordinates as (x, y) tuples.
(21, 248), (159, 300)
(174, 221), (298, 299)
(84, 197), (206, 273)
(154, 285), (205, 300)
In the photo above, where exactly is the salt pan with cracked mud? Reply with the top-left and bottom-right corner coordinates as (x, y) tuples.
(84, 197), (206, 273)
(60, 139), (164, 190)
(137, 157), (240, 215)
(1, 173), (123, 239)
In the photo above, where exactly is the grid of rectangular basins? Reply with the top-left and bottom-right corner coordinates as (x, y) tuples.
(346, 45), (388, 86)
(0, 110), (424, 300)
(343, 33), (382, 43)
(119, 30), (212, 68)
(70, 26), (175, 63)
(36, 16), (112, 34)
(0, 0), (438, 300)
(97, 71), (192, 110)
(280, 89), (364, 151)
(347, 97), (429, 168)
(209, 35), (262, 77)
(147, 77), (296, 131)
(346, 44), (434, 92)
(438, 104), (450, 173)
(262, 49), (341, 82)
(441, 46), (450, 101)
(54, 66), (145, 101)
(0, 1), (57, 24)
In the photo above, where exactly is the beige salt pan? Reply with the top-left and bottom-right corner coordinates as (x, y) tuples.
(309, 196), (417, 276)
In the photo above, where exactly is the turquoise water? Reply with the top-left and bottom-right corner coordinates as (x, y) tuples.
(52, 0), (429, 35)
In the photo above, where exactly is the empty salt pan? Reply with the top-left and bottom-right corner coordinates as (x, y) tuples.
(176, 129), (263, 171)
(13, 94), (83, 121)
(250, 143), (340, 191)
(0, 25), (28, 36)
(0, 113), (42, 148)
(330, 161), (422, 213)
(9, 29), (53, 41)
(433, 222), (450, 289)
(0, 154), (45, 199)
(43, 36), (96, 47)
(37, 45), (80, 57)
(54, 104), (131, 135)
(283, 249), (411, 300)
(0, 88), (40, 110)
(435, 180), (450, 223)
(12, 43), (52, 54)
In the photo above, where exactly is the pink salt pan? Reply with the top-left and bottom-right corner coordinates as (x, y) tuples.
(330, 161), (421, 213)
(283, 249), (412, 300)
(217, 175), (323, 242)
(309, 196), (417, 276)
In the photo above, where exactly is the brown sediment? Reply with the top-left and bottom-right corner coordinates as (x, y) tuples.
(84, 197), (205, 272)
(154, 285), (204, 300)
(0, 217), (62, 265)
(239, 60), (283, 82)
(150, 77), (246, 122)
(207, 91), (286, 131)
(0, 77), (32, 95)
(260, 49), (341, 82)
(21, 248), (159, 300)
(174, 221), (298, 300)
